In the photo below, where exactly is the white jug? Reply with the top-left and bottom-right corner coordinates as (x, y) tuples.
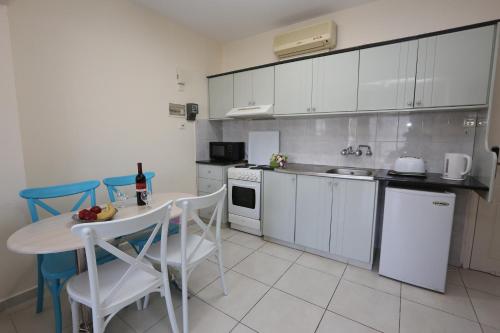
(442, 153), (472, 180)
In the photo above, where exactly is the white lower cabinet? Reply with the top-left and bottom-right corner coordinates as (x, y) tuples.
(295, 175), (333, 252)
(263, 171), (377, 266)
(330, 179), (377, 263)
(262, 171), (297, 243)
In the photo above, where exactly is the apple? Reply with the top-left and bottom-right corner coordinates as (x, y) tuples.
(90, 206), (102, 214)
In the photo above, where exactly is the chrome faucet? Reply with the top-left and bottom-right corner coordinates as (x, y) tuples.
(341, 145), (372, 157)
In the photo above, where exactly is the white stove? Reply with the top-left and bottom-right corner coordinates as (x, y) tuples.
(227, 166), (264, 236)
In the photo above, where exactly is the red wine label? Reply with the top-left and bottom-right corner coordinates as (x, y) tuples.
(136, 182), (146, 192)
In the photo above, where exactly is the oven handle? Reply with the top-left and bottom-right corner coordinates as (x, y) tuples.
(228, 179), (261, 189)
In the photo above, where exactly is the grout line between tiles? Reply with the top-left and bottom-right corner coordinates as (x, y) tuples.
(459, 268), (485, 333)
(314, 264), (347, 333)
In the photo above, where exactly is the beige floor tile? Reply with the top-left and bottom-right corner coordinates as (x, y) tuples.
(400, 299), (482, 333)
(296, 252), (346, 277)
(232, 323), (258, 333)
(344, 265), (401, 296)
(197, 270), (269, 320)
(119, 291), (181, 333)
(188, 259), (225, 294)
(233, 252), (292, 286)
(227, 232), (266, 250)
(275, 264), (339, 308)
(329, 280), (400, 333)
(483, 325), (500, 333)
(242, 288), (323, 333)
(447, 266), (464, 287)
(258, 242), (303, 262)
(208, 240), (254, 268)
(0, 316), (16, 333)
(468, 288), (500, 329)
(461, 269), (500, 296)
(10, 297), (72, 333)
(316, 311), (379, 333)
(401, 282), (476, 321)
(146, 296), (237, 333)
(106, 316), (136, 333)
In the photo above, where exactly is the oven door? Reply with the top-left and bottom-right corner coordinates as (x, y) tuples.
(228, 179), (261, 220)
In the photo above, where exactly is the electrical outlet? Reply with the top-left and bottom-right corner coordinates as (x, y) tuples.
(178, 122), (186, 130)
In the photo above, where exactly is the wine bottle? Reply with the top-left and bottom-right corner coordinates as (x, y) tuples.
(136, 162), (146, 206)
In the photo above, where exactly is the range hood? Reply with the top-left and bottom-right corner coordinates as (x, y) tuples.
(225, 104), (274, 119)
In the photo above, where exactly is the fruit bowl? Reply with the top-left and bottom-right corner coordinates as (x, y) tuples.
(73, 204), (118, 223)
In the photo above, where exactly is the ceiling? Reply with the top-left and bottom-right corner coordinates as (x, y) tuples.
(135, 0), (375, 42)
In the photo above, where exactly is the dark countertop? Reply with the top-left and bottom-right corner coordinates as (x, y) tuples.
(196, 160), (246, 166)
(268, 163), (488, 191)
(374, 170), (489, 191)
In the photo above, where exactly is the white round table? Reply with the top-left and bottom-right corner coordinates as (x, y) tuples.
(7, 192), (194, 332)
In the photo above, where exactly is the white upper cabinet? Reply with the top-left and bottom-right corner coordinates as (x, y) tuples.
(262, 171), (297, 243)
(312, 51), (359, 113)
(415, 26), (495, 108)
(234, 67), (275, 108)
(208, 74), (233, 119)
(358, 41), (418, 111)
(295, 175), (333, 252)
(275, 60), (313, 114)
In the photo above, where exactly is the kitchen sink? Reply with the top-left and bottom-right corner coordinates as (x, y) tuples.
(326, 168), (373, 177)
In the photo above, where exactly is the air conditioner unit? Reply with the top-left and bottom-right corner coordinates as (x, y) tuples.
(273, 21), (337, 58)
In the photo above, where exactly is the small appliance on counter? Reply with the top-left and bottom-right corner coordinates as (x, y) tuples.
(388, 156), (426, 177)
(209, 142), (245, 162)
(442, 153), (472, 180)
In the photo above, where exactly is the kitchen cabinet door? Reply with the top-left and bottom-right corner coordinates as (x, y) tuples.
(209, 74), (233, 119)
(295, 175), (333, 252)
(312, 51), (359, 113)
(331, 179), (376, 264)
(415, 25), (494, 108)
(252, 67), (275, 106)
(358, 41), (417, 111)
(234, 71), (253, 108)
(274, 60), (313, 114)
(262, 171), (296, 243)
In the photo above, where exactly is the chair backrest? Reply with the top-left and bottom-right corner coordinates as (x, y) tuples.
(19, 180), (100, 223)
(103, 172), (155, 202)
(176, 185), (227, 264)
(71, 200), (172, 315)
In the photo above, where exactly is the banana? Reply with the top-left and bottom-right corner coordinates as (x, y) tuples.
(97, 203), (117, 221)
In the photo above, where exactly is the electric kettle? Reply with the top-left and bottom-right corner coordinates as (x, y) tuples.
(442, 153), (472, 180)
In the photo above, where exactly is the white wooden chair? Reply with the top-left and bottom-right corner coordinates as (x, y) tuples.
(67, 200), (178, 333)
(145, 185), (228, 333)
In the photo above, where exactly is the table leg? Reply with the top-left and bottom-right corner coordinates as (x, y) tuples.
(75, 249), (93, 332)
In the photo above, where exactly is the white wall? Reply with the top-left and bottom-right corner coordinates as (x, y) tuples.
(0, 4), (33, 302)
(2, 0), (221, 301)
(221, 0), (500, 71)
(7, 0), (222, 203)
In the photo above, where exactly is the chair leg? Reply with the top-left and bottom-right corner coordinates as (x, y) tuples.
(216, 247), (228, 296)
(36, 254), (45, 313)
(135, 300), (142, 311)
(48, 279), (63, 333)
(143, 294), (150, 309)
(68, 296), (80, 333)
(92, 314), (104, 333)
(163, 269), (179, 333)
(181, 268), (189, 333)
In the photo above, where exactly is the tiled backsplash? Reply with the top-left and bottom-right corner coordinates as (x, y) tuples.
(197, 110), (477, 173)
(195, 119), (222, 160)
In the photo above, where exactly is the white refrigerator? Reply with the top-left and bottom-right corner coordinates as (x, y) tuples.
(379, 187), (456, 292)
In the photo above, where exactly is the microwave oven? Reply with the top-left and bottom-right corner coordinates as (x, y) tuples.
(209, 142), (245, 162)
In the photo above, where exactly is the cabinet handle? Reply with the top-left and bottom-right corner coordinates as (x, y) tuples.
(312, 107), (316, 112)
(407, 102), (413, 107)
(307, 107), (311, 112)
(416, 101), (422, 106)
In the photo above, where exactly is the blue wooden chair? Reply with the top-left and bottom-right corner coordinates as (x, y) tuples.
(19, 180), (112, 333)
(103, 172), (179, 252)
